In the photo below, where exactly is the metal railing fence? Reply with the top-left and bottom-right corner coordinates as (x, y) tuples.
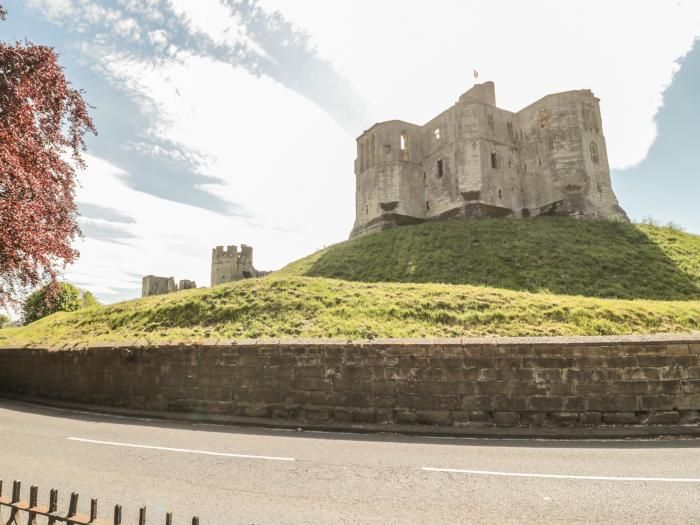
(0, 480), (199, 525)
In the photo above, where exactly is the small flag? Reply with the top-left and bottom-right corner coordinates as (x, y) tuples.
(473, 69), (479, 79)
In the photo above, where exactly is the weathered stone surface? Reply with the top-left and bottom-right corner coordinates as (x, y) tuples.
(548, 412), (579, 426)
(493, 412), (520, 426)
(641, 411), (680, 425)
(142, 275), (178, 297)
(602, 412), (640, 425)
(351, 82), (627, 238)
(211, 244), (268, 287)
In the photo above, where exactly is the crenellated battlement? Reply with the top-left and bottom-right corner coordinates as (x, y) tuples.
(211, 243), (265, 286)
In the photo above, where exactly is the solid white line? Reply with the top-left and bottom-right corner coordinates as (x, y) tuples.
(67, 437), (295, 462)
(422, 467), (700, 482)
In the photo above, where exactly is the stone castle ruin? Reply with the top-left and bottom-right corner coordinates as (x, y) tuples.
(141, 244), (267, 297)
(142, 276), (196, 297)
(211, 244), (268, 286)
(351, 81), (627, 237)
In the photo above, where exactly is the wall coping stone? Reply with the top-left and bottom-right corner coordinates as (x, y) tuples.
(2, 332), (699, 352)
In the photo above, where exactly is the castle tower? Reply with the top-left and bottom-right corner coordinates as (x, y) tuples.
(211, 244), (266, 286)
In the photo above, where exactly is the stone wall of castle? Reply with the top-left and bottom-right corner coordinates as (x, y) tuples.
(142, 275), (177, 297)
(351, 82), (627, 237)
(142, 275), (197, 297)
(1, 335), (699, 433)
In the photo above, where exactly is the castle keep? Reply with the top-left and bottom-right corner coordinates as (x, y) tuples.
(351, 82), (627, 237)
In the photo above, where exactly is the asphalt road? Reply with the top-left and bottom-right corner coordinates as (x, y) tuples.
(1, 399), (700, 524)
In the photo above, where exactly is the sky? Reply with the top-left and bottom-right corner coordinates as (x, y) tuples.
(1, 0), (699, 305)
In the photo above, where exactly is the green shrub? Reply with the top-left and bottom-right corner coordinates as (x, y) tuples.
(81, 291), (100, 308)
(22, 282), (97, 324)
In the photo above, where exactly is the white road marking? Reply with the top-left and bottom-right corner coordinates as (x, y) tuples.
(422, 467), (700, 482)
(67, 437), (295, 462)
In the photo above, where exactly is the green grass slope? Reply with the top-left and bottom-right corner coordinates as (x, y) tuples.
(282, 218), (700, 300)
(0, 218), (698, 348)
(0, 275), (698, 348)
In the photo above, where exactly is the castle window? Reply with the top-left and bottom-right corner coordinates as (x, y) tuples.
(590, 141), (600, 164)
(426, 200), (430, 210)
(433, 127), (441, 141)
(486, 113), (494, 131)
(437, 158), (443, 177)
(538, 156), (542, 167)
(498, 189), (503, 200)
(369, 135), (376, 167)
(491, 150), (499, 169)
(507, 121), (514, 139)
(400, 131), (409, 161)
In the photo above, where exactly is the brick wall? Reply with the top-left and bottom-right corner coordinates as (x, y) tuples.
(1, 335), (699, 428)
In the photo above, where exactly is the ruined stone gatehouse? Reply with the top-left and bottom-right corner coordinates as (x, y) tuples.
(351, 82), (627, 237)
(211, 244), (268, 287)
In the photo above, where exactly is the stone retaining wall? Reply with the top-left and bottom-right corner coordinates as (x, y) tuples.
(1, 335), (700, 429)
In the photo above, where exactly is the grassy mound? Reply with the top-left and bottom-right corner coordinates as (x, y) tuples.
(282, 219), (700, 300)
(1, 219), (698, 348)
(0, 276), (698, 348)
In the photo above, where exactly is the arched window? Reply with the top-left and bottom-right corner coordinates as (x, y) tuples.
(369, 135), (376, 167)
(400, 131), (409, 161)
(491, 150), (499, 169)
(590, 141), (599, 164)
(436, 158), (443, 177)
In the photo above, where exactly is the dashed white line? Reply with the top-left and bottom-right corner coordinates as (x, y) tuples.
(67, 437), (295, 462)
(422, 467), (700, 482)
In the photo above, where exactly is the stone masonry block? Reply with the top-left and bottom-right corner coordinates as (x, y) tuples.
(493, 412), (520, 427)
(602, 412), (640, 425)
(639, 395), (677, 411)
(520, 412), (547, 426)
(548, 412), (579, 426)
(528, 396), (565, 411)
(578, 412), (602, 426)
(640, 411), (680, 425)
(587, 396), (639, 412)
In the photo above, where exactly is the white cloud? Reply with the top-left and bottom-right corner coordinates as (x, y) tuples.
(168, 0), (268, 57)
(258, 0), (700, 170)
(90, 50), (354, 233)
(148, 28), (167, 46)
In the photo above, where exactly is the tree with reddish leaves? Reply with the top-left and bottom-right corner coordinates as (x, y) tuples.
(0, 4), (96, 309)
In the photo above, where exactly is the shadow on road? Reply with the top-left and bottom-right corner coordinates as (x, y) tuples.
(2, 397), (700, 450)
